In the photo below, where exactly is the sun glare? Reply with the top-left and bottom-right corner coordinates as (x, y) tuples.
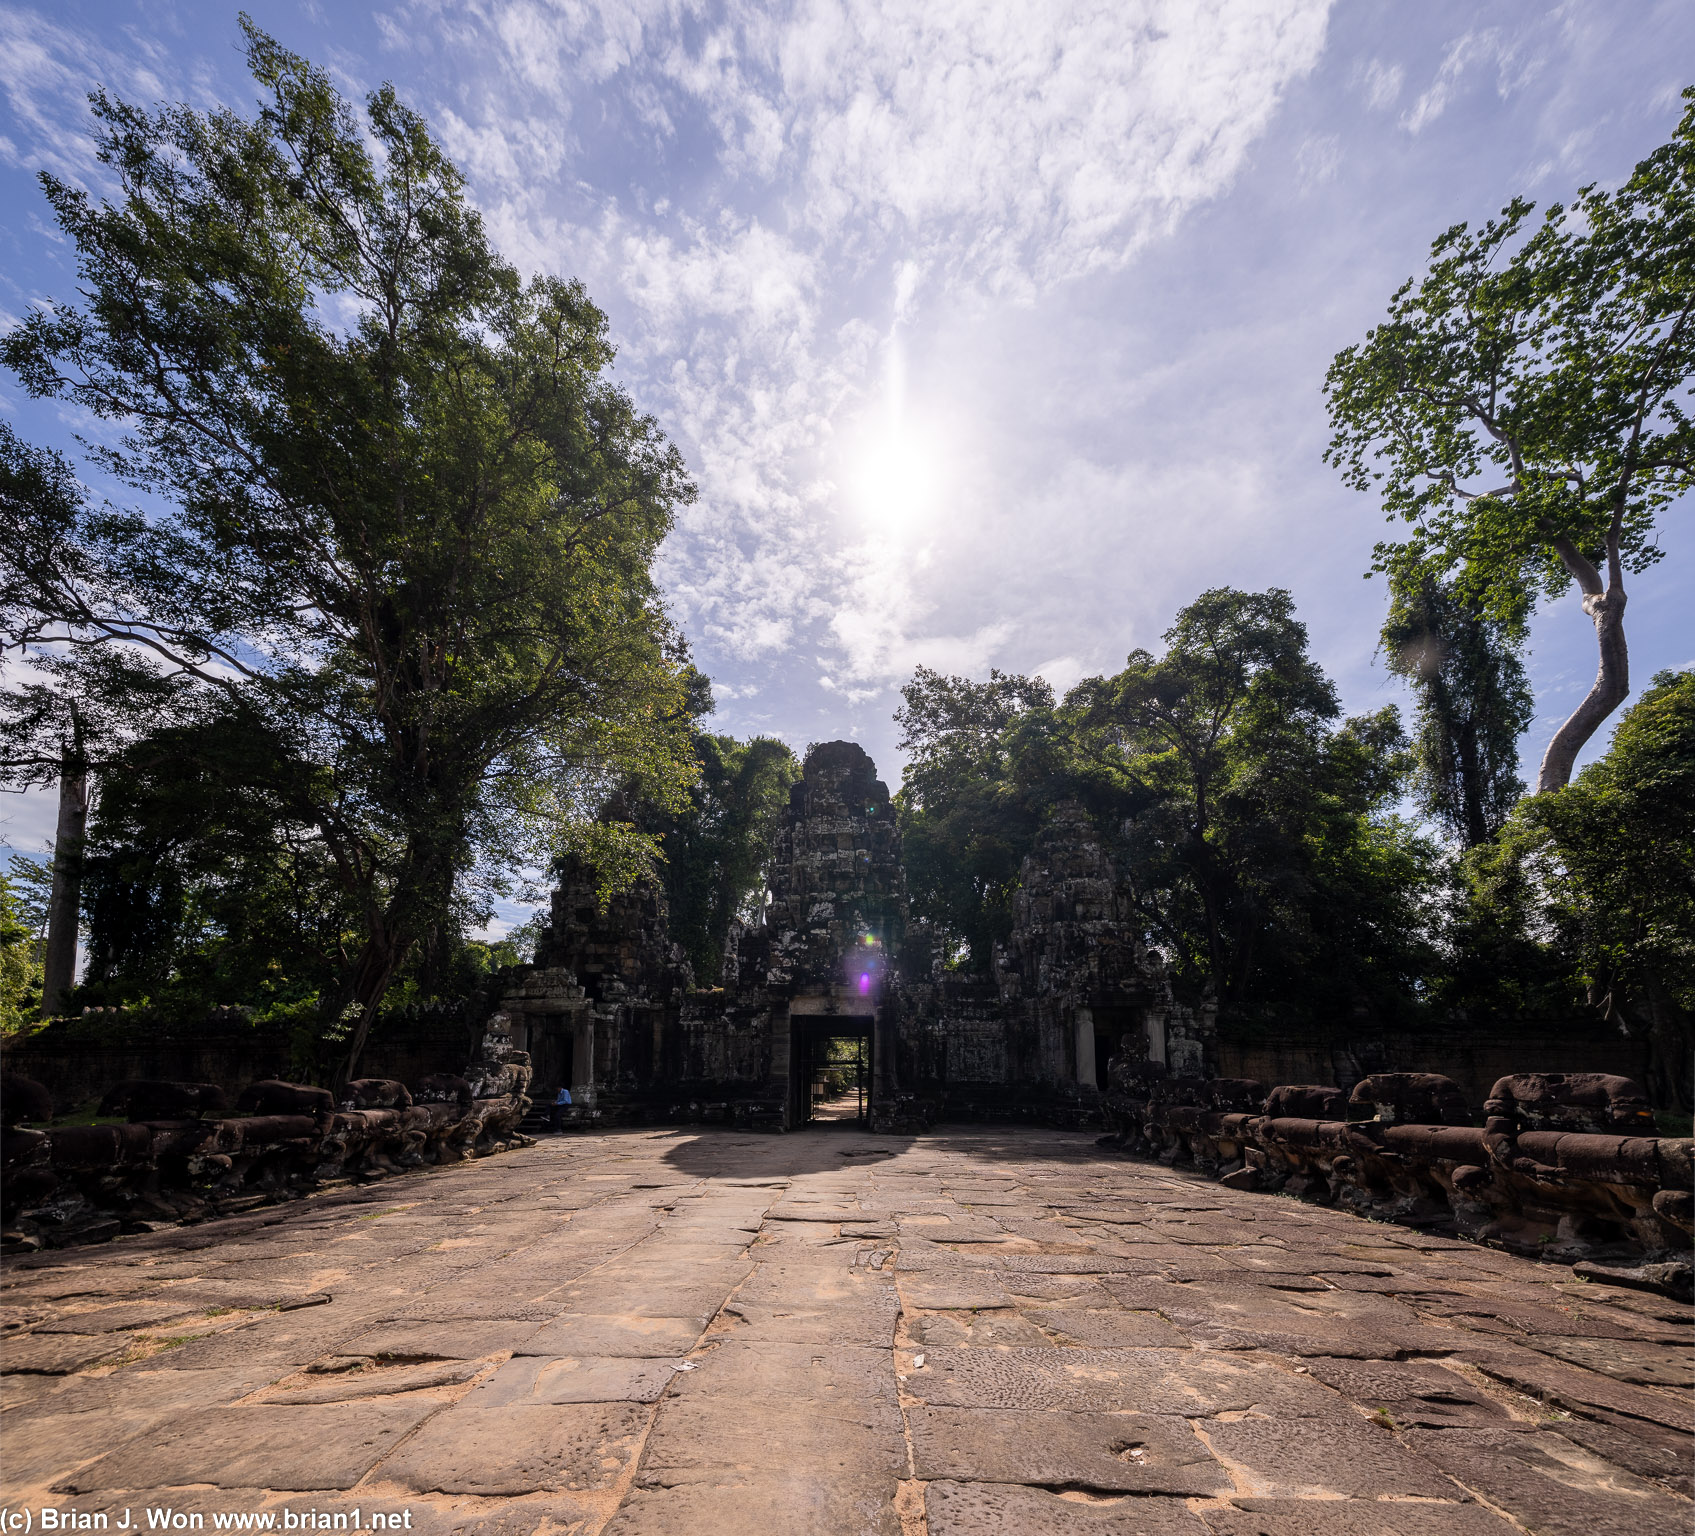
(855, 427), (938, 535)
(850, 338), (945, 537)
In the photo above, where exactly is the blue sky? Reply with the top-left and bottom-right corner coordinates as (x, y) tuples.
(2, 1), (1692, 889)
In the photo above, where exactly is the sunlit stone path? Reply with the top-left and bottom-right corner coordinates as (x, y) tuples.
(3, 1127), (1690, 1535)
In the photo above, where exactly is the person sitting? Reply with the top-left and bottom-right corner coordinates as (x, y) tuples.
(549, 1084), (573, 1132)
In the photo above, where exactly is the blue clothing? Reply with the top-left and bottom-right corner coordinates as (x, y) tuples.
(554, 1087), (572, 1106)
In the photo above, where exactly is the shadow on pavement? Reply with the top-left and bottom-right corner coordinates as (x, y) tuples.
(660, 1125), (917, 1178)
(658, 1122), (1136, 1180)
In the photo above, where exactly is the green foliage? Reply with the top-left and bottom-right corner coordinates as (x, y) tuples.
(68, 708), (350, 1024)
(1381, 558), (1534, 847)
(1081, 589), (1438, 1019)
(646, 732), (800, 980)
(1325, 91), (1695, 785)
(0, 856), (48, 1034)
(1325, 96), (1693, 620)
(894, 592), (1442, 1025)
(66, 702), (555, 1037)
(894, 667), (1055, 970)
(1467, 671), (1694, 1105)
(0, 22), (701, 1072)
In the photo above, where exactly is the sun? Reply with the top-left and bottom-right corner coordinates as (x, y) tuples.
(846, 336), (947, 538)
(855, 426), (938, 536)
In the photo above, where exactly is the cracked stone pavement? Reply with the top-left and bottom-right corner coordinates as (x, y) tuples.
(2, 1127), (1691, 1535)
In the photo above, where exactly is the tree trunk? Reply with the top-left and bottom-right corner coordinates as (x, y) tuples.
(333, 844), (457, 1087)
(1457, 719), (1489, 849)
(1611, 970), (1692, 1115)
(41, 754), (89, 1018)
(1537, 585), (1629, 792)
(331, 934), (405, 1091)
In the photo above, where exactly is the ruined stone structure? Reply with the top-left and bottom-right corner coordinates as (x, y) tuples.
(481, 740), (1693, 1274)
(3, 740), (1689, 1277)
(496, 742), (1213, 1134)
(497, 741), (909, 1130)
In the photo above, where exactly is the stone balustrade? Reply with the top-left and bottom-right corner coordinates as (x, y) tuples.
(1103, 1068), (1693, 1289)
(0, 1040), (533, 1253)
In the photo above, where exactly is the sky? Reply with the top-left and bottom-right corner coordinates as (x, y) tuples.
(2, 1), (1692, 906)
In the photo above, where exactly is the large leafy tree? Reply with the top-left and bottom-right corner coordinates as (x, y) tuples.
(891, 594), (1439, 1021)
(1078, 589), (1436, 1018)
(72, 708), (356, 1024)
(648, 731), (800, 981)
(893, 667), (1055, 970)
(70, 703), (527, 1031)
(1325, 92), (1695, 791)
(1476, 670), (1694, 1109)
(1, 24), (698, 1077)
(1380, 557), (1534, 847)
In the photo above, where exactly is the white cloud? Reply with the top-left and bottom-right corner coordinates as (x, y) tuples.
(1355, 58), (1403, 111)
(1401, 26), (1543, 135)
(1034, 657), (1086, 694)
(391, 0), (1335, 702)
(698, 0), (1335, 292)
(0, 783), (58, 860)
(1296, 132), (1340, 187)
(0, 9), (164, 183)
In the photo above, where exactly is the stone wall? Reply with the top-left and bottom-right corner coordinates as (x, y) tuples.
(1, 1004), (484, 1115)
(1215, 1017), (1656, 1112)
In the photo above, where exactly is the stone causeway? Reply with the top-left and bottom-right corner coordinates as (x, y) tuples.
(2, 1124), (1690, 1534)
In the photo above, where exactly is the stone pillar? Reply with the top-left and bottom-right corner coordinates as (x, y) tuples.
(771, 1004), (794, 1130)
(1144, 1009), (1168, 1068)
(1075, 1006), (1096, 1087)
(574, 1016), (596, 1105)
(41, 754), (88, 1019)
(874, 1007), (896, 1105)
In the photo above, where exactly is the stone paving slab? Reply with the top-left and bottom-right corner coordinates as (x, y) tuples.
(61, 1399), (441, 1491)
(473, 1353), (681, 1405)
(607, 1474), (902, 1535)
(4, 1126), (1691, 1534)
(907, 1406), (1230, 1494)
(379, 1401), (649, 1494)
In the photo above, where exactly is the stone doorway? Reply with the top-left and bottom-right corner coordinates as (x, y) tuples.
(789, 1016), (874, 1128)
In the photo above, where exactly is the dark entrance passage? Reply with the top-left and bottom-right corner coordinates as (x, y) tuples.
(522, 1012), (573, 1101)
(789, 1016), (874, 1128)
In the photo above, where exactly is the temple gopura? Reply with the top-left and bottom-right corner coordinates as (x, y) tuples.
(493, 740), (1214, 1132)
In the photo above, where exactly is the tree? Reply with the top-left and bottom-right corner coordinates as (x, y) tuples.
(650, 732), (800, 981)
(1380, 557), (1534, 847)
(1325, 92), (1695, 790)
(0, 856), (49, 1034)
(0, 431), (120, 1018)
(893, 667), (1055, 969)
(1478, 670), (1694, 1109)
(889, 596), (1441, 1019)
(1083, 589), (1342, 996)
(1, 24), (698, 1079)
(71, 708), (356, 1024)
(70, 703), (530, 1032)
(1079, 589), (1437, 1018)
